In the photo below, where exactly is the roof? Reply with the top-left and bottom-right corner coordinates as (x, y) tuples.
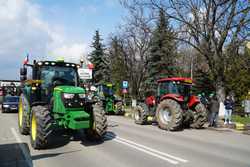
(36, 61), (78, 68)
(157, 77), (193, 84)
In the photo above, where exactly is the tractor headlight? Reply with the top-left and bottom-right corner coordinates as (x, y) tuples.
(78, 93), (86, 99)
(63, 93), (75, 99)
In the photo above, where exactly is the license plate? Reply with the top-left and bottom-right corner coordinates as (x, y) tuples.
(11, 107), (17, 110)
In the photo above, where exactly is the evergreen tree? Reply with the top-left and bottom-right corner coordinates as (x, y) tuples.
(89, 30), (109, 84)
(224, 44), (250, 102)
(145, 8), (177, 90)
(108, 36), (127, 95)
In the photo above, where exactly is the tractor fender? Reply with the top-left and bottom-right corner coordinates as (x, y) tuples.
(145, 96), (156, 106)
(188, 95), (200, 108)
(160, 94), (184, 103)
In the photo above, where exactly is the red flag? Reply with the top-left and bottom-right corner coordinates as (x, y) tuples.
(87, 63), (94, 69)
(23, 54), (29, 64)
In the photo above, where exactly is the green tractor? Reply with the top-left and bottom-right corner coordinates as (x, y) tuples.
(96, 83), (125, 115)
(18, 60), (107, 149)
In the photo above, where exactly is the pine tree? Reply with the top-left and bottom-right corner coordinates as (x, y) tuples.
(106, 36), (127, 95)
(89, 30), (109, 84)
(145, 8), (177, 90)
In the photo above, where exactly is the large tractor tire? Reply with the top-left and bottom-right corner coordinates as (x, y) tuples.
(190, 103), (207, 129)
(134, 103), (148, 125)
(18, 94), (30, 135)
(156, 99), (183, 131)
(114, 101), (125, 115)
(85, 103), (107, 141)
(30, 105), (52, 149)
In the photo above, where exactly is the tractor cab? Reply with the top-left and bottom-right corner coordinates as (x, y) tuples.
(97, 83), (115, 97)
(20, 60), (80, 104)
(157, 77), (193, 103)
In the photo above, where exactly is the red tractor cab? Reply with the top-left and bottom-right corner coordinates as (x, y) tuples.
(134, 77), (207, 131)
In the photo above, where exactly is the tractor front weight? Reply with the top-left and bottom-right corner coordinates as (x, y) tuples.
(55, 110), (90, 130)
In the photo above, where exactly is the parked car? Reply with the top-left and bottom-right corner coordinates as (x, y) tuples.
(1, 96), (19, 113)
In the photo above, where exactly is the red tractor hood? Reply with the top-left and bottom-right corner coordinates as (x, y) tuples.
(160, 94), (184, 102)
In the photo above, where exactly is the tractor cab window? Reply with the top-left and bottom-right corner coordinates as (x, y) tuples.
(158, 81), (191, 97)
(40, 66), (78, 90)
(103, 85), (114, 96)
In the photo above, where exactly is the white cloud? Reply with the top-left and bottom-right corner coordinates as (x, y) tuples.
(49, 43), (88, 63)
(80, 5), (98, 14)
(0, 0), (88, 79)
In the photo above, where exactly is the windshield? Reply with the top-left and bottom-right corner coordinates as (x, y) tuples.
(4, 96), (19, 102)
(103, 85), (114, 96)
(158, 81), (191, 96)
(40, 66), (78, 88)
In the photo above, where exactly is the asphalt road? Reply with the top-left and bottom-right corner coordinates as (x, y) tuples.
(0, 109), (250, 167)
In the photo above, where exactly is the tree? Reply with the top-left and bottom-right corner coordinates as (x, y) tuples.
(117, 2), (154, 98)
(89, 30), (109, 84)
(108, 36), (127, 95)
(224, 44), (250, 102)
(127, 0), (250, 102)
(145, 8), (178, 90)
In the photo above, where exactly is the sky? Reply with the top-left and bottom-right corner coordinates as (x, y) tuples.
(0, 0), (126, 80)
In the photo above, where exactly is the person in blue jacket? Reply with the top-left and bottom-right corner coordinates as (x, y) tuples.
(224, 96), (234, 124)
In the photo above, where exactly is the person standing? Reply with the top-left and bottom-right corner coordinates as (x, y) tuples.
(208, 95), (220, 127)
(224, 96), (234, 124)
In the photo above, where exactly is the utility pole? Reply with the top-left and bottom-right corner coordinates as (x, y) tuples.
(190, 52), (193, 80)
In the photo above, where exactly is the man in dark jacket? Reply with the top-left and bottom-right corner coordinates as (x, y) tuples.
(208, 95), (220, 127)
(224, 96), (234, 124)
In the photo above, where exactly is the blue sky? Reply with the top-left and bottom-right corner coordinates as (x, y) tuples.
(0, 0), (126, 80)
(32, 0), (125, 45)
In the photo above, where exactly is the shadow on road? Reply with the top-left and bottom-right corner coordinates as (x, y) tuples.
(31, 150), (81, 161)
(0, 143), (33, 167)
(80, 131), (117, 147)
(45, 129), (117, 149)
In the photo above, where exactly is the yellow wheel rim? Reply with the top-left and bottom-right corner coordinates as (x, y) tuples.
(31, 113), (37, 141)
(18, 98), (23, 127)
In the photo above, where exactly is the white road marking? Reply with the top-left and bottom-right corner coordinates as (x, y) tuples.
(114, 138), (179, 164)
(106, 134), (188, 165)
(116, 136), (188, 163)
(11, 127), (33, 167)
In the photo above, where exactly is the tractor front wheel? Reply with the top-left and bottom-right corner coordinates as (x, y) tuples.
(85, 103), (107, 141)
(190, 103), (207, 129)
(156, 99), (183, 131)
(115, 101), (125, 115)
(30, 105), (52, 149)
(134, 103), (148, 125)
(18, 94), (29, 135)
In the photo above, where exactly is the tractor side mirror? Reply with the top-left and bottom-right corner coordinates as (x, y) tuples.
(20, 67), (27, 81)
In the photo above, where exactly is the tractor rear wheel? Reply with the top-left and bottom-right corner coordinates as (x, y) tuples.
(190, 103), (207, 129)
(85, 103), (107, 141)
(156, 99), (183, 131)
(30, 105), (52, 149)
(18, 94), (29, 135)
(134, 103), (148, 125)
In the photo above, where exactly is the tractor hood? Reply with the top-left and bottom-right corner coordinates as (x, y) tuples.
(54, 86), (85, 94)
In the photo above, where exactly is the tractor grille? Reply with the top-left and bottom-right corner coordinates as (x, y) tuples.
(62, 94), (85, 108)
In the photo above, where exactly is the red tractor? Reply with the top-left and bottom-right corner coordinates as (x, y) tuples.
(134, 77), (207, 131)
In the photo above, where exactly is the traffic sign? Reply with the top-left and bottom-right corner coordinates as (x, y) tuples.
(122, 81), (128, 89)
(122, 88), (128, 94)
